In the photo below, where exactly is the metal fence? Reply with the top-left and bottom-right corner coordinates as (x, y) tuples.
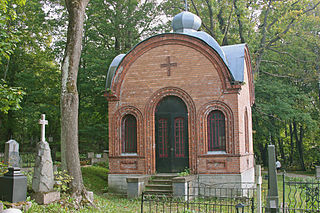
(261, 173), (320, 213)
(282, 174), (320, 212)
(141, 182), (256, 213)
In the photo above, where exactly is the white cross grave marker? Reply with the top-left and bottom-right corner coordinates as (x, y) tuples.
(39, 114), (48, 142)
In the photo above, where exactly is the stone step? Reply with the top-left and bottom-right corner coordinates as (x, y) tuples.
(143, 189), (173, 195)
(145, 184), (172, 190)
(143, 173), (178, 196)
(148, 179), (172, 185)
(152, 173), (178, 179)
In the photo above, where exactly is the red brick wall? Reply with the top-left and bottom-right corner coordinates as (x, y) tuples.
(107, 34), (253, 175)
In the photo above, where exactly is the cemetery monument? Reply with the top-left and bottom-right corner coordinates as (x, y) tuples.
(105, 9), (255, 194)
(32, 114), (60, 204)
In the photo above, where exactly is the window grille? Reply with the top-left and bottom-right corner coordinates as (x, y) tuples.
(207, 110), (226, 151)
(121, 114), (137, 153)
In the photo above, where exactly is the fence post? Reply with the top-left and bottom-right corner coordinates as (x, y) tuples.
(282, 171), (285, 212)
(256, 165), (262, 213)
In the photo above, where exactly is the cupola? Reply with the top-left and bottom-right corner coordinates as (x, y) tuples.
(172, 11), (201, 33)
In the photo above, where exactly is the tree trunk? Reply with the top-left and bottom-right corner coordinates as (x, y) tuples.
(289, 122), (294, 165)
(61, 0), (90, 200)
(293, 121), (306, 171)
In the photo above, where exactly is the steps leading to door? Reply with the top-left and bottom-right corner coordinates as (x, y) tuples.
(144, 173), (178, 195)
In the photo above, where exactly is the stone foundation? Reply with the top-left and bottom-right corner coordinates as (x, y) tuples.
(198, 167), (255, 185)
(108, 174), (148, 194)
(32, 191), (60, 205)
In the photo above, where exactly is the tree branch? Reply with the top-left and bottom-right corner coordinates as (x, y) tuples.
(233, 0), (245, 43)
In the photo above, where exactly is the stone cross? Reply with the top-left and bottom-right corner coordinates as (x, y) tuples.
(184, 0), (188, 11)
(160, 56), (177, 76)
(39, 114), (48, 142)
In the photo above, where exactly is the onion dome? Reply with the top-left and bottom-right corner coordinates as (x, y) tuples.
(172, 11), (202, 33)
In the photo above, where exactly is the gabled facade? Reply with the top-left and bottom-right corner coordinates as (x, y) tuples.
(105, 11), (255, 193)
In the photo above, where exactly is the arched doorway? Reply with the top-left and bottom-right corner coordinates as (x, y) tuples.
(155, 96), (189, 173)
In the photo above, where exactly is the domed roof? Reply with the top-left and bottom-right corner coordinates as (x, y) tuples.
(185, 31), (228, 66)
(106, 54), (126, 89)
(172, 11), (201, 33)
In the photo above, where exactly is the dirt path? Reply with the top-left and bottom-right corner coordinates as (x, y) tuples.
(280, 172), (315, 179)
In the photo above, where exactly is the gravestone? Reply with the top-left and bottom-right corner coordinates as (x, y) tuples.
(316, 166), (320, 178)
(88, 152), (94, 159)
(2, 208), (22, 213)
(32, 114), (60, 204)
(0, 167), (27, 203)
(4, 140), (21, 168)
(266, 145), (279, 213)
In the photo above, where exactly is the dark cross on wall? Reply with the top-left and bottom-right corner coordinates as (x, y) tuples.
(160, 56), (177, 76)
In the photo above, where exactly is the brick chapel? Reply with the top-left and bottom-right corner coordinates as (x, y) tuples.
(105, 11), (255, 193)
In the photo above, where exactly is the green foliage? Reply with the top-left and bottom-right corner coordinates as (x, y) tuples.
(0, 80), (24, 113)
(178, 168), (191, 177)
(0, 0), (26, 61)
(0, 161), (8, 176)
(54, 170), (73, 193)
(22, 168), (34, 193)
(93, 161), (108, 168)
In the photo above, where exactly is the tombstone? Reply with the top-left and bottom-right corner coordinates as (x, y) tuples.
(316, 166), (320, 178)
(4, 140), (21, 168)
(32, 114), (60, 204)
(103, 150), (109, 163)
(266, 145), (279, 213)
(88, 152), (94, 159)
(0, 167), (27, 203)
(2, 208), (22, 213)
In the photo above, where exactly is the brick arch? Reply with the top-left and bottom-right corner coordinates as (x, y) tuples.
(144, 87), (196, 174)
(111, 106), (144, 157)
(197, 101), (235, 155)
(108, 33), (240, 100)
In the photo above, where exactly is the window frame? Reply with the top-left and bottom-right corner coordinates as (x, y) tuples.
(121, 114), (137, 154)
(207, 110), (226, 152)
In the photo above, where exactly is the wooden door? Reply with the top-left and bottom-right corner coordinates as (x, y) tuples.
(155, 96), (189, 173)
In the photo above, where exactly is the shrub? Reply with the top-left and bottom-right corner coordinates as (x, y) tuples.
(54, 170), (73, 193)
(0, 161), (8, 176)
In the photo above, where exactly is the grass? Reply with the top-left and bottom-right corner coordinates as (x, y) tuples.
(2, 165), (316, 212)
(261, 172), (319, 210)
(82, 166), (109, 194)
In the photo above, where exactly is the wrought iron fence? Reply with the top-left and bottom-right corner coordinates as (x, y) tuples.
(141, 182), (256, 213)
(282, 173), (320, 212)
(262, 172), (320, 212)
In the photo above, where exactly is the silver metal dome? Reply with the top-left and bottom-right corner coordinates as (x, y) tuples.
(172, 11), (201, 33)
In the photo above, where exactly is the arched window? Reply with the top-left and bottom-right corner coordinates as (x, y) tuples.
(121, 114), (137, 153)
(207, 110), (226, 151)
(245, 109), (249, 153)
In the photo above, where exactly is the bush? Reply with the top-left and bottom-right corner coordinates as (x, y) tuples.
(0, 161), (8, 176)
(54, 170), (73, 193)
